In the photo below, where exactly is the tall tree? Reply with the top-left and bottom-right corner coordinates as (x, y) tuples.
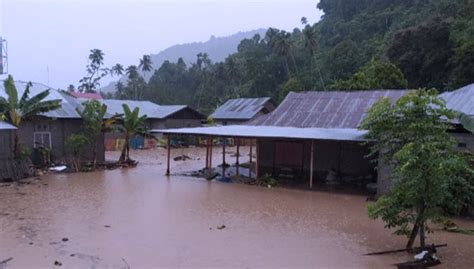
(118, 104), (148, 163)
(361, 89), (474, 249)
(0, 75), (61, 158)
(302, 25), (326, 90)
(76, 100), (120, 168)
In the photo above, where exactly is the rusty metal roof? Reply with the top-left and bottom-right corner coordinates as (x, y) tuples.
(253, 90), (410, 128)
(210, 97), (273, 120)
(439, 83), (474, 116)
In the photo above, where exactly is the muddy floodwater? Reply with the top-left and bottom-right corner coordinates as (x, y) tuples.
(1, 147), (473, 268)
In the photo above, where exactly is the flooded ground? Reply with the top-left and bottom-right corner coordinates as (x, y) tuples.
(0, 147), (473, 268)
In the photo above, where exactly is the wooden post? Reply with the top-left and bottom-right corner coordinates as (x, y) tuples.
(205, 137), (209, 170)
(249, 142), (253, 178)
(209, 137), (213, 171)
(222, 137), (226, 176)
(310, 140), (314, 189)
(236, 138), (240, 176)
(255, 138), (259, 179)
(166, 134), (171, 176)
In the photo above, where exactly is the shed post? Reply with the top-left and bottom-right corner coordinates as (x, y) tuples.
(166, 134), (171, 176)
(205, 137), (209, 170)
(236, 138), (240, 176)
(310, 140), (314, 189)
(255, 138), (259, 179)
(209, 137), (213, 172)
(249, 142), (253, 178)
(222, 137), (226, 176)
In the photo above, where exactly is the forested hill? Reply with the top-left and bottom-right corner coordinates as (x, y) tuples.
(102, 29), (266, 92)
(112, 0), (474, 115)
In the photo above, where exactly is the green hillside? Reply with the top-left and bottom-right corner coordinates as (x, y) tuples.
(113, 0), (474, 114)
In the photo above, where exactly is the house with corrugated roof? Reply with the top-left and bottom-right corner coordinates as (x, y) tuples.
(210, 97), (275, 125)
(0, 81), (105, 164)
(439, 83), (474, 152)
(154, 90), (411, 195)
(100, 99), (205, 150)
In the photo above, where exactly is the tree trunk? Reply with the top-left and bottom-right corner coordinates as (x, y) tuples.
(14, 129), (19, 159)
(406, 223), (419, 250)
(92, 139), (98, 169)
(119, 134), (129, 163)
(419, 224), (426, 248)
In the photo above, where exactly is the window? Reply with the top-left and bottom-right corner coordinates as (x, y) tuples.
(34, 132), (52, 149)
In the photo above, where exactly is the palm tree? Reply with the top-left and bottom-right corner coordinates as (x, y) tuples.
(267, 30), (296, 78)
(118, 104), (148, 163)
(302, 25), (326, 90)
(139, 55), (153, 77)
(0, 75), (61, 158)
(301, 16), (308, 25)
(111, 64), (124, 77)
(126, 65), (140, 100)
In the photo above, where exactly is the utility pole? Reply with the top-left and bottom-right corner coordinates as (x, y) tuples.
(0, 37), (7, 75)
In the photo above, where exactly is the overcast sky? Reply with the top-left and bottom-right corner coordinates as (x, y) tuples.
(0, 0), (322, 89)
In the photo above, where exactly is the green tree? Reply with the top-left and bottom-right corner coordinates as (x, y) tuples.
(0, 75), (61, 158)
(118, 104), (149, 163)
(139, 55), (153, 75)
(302, 24), (326, 90)
(65, 134), (89, 172)
(331, 59), (408, 90)
(77, 100), (120, 168)
(277, 78), (304, 102)
(360, 89), (474, 249)
(387, 18), (453, 89)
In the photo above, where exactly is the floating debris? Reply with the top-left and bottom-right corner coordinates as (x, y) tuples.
(217, 225), (226, 230)
(54, 260), (62, 266)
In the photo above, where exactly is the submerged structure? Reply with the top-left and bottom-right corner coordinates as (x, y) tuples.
(154, 90), (411, 194)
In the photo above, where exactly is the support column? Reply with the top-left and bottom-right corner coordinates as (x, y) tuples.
(255, 138), (259, 179)
(166, 134), (171, 176)
(205, 137), (209, 170)
(209, 137), (213, 172)
(222, 137), (226, 177)
(249, 142), (253, 178)
(310, 140), (314, 189)
(236, 138), (240, 176)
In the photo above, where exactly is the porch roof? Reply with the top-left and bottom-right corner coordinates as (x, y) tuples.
(151, 125), (368, 142)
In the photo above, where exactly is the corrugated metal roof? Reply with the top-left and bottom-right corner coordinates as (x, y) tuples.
(0, 80), (81, 118)
(439, 83), (474, 116)
(100, 100), (194, 119)
(70, 91), (103, 100)
(210, 97), (273, 120)
(253, 90), (410, 128)
(152, 125), (368, 141)
(0, 121), (16, 130)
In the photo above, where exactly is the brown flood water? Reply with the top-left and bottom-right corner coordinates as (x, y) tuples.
(0, 147), (473, 268)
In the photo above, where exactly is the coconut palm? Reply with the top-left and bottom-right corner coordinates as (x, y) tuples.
(302, 25), (326, 90)
(111, 64), (124, 77)
(118, 104), (148, 163)
(139, 55), (153, 76)
(0, 75), (61, 158)
(267, 30), (296, 78)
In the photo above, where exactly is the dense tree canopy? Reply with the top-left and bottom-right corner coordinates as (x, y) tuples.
(109, 0), (473, 114)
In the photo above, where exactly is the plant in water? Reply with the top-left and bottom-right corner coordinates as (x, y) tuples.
(0, 75), (61, 159)
(77, 100), (121, 169)
(66, 134), (89, 172)
(117, 104), (149, 163)
(258, 173), (278, 188)
(360, 89), (474, 249)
